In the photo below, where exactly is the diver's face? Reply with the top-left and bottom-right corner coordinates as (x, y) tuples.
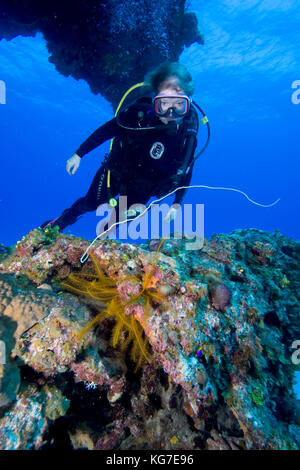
(158, 95), (187, 115)
(157, 77), (185, 124)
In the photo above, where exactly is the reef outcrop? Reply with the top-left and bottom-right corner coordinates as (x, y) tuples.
(0, 0), (204, 107)
(0, 227), (299, 450)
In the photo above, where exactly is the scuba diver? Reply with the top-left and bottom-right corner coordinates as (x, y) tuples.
(40, 62), (209, 233)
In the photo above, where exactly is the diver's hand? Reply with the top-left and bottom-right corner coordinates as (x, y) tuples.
(66, 153), (81, 175)
(163, 207), (178, 223)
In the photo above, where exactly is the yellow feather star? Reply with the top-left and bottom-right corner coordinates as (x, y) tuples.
(61, 239), (168, 371)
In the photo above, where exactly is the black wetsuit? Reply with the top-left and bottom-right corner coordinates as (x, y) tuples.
(43, 98), (198, 231)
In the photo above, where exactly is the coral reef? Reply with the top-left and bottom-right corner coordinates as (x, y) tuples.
(0, 227), (299, 450)
(0, 0), (203, 107)
(0, 389), (48, 450)
(61, 240), (168, 371)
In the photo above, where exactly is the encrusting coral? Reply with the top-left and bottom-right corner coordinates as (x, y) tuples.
(61, 239), (168, 371)
(0, 227), (299, 450)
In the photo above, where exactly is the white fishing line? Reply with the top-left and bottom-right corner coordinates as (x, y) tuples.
(80, 184), (280, 263)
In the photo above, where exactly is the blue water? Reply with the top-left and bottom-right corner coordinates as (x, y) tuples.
(0, 1), (299, 397)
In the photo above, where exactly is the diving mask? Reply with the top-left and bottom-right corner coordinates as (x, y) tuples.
(153, 94), (191, 118)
